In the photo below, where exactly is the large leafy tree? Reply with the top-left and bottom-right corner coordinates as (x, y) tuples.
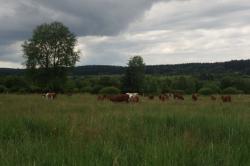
(122, 56), (145, 93)
(22, 22), (80, 91)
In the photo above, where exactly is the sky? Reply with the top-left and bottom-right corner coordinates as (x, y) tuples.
(0, 0), (250, 68)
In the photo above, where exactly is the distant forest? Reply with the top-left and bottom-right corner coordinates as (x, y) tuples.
(1, 59), (250, 76)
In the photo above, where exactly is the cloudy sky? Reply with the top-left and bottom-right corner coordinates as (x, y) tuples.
(0, 0), (250, 68)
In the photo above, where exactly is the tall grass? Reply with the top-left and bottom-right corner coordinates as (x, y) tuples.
(0, 94), (250, 165)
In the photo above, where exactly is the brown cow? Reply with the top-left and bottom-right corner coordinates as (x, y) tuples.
(173, 93), (184, 100)
(221, 95), (231, 102)
(164, 94), (170, 100)
(211, 95), (216, 101)
(109, 94), (130, 103)
(129, 95), (140, 103)
(159, 95), (166, 101)
(148, 95), (154, 100)
(46, 92), (57, 100)
(159, 94), (169, 101)
(97, 95), (106, 101)
(192, 93), (198, 101)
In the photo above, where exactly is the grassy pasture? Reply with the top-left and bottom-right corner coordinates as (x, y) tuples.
(0, 94), (250, 166)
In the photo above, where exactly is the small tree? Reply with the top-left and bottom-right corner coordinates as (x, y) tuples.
(22, 22), (80, 91)
(122, 56), (145, 93)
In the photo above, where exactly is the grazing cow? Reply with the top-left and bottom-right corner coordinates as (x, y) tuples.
(164, 94), (170, 100)
(109, 94), (130, 103)
(126, 93), (140, 103)
(221, 95), (231, 102)
(97, 95), (106, 101)
(173, 93), (184, 100)
(211, 95), (217, 101)
(130, 95), (140, 103)
(126, 93), (138, 98)
(148, 95), (154, 100)
(45, 92), (57, 100)
(192, 93), (198, 101)
(159, 94), (169, 101)
(159, 95), (165, 101)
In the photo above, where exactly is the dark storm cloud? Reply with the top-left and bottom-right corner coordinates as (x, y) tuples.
(0, 0), (173, 43)
(1, 0), (250, 67)
(0, 0), (174, 66)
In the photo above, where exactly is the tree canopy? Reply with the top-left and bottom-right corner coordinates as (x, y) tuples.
(122, 56), (145, 93)
(22, 22), (80, 90)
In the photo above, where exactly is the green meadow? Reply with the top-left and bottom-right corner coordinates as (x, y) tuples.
(1, 94), (250, 166)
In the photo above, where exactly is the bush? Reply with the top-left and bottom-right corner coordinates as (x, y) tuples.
(80, 86), (92, 93)
(171, 90), (185, 95)
(18, 88), (27, 94)
(0, 85), (7, 93)
(203, 82), (221, 93)
(99, 87), (121, 95)
(222, 87), (243, 94)
(29, 85), (41, 93)
(198, 88), (215, 95)
(91, 85), (104, 94)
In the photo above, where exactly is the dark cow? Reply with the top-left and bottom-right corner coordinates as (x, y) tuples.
(97, 95), (106, 101)
(109, 94), (130, 103)
(159, 94), (169, 101)
(173, 93), (184, 100)
(148, 95), (154, 100)
(211, 95), (216, 101)
(159, 95), (166, 101)
(221, 95), (231, 102)
(192, 93), (198, 101)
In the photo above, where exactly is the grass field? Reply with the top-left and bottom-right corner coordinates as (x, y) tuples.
(1, 94), (250, 166)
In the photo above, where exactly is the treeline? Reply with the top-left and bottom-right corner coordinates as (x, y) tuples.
(1, 74), (250, 95)
(1, 59), (250, 76)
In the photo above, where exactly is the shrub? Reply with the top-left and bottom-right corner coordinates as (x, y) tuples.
(0, 85), (7, 93)
(29, 85), (41, 93)
(198, 87), (215, 95)
(99, 87), (121, 95)
(80, 86), (92, 93)
(73, 88), (79, 93)
(171, 90), (185, 95)
(203, 82), (221, 93)
(222, 87), (243, 94)
(91, 85), (104, 94)
(18, 88), (27, 94)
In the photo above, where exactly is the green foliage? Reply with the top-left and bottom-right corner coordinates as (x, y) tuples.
(143, 77), (161, 95)
(29, 85), (41, 93)
(202, 82), (221, 94)
(222, 87), (243, 94)
(99, 86), (121, 95)
(22, 22), (80, 90)
(198, 87), (215, 95)
(220, 76), (250, 93)
(0, 85), (7, 93)
(91, 85), (104, 94)
(171, 89), (185, 94)
(4, 76), (29, 90)
(172, 76), (197, 94)
(122, 56), (145, 93)
(80, 86), (92, 93)
(64, 80), (76, 93)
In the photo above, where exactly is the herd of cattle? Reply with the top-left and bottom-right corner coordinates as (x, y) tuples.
(42, 92), (232, 103)
(97, 93), (232, 103)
